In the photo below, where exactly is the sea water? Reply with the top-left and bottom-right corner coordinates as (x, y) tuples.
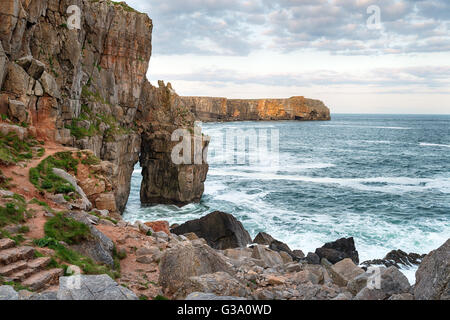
(123, 114), (450, 283)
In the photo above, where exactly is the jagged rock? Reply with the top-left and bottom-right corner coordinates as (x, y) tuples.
(388, 293), (414, 300)
(0, 43), (7, 89)
(293, 249), (305, 259)
(159, 242), (234, 294)
(414, 239), (450, 300)
(2, 62), (31, 95)
(0, 285), (18, 300)
(354, 266), (410, 300)
(57, 274), (137, 300)
(362, 249), (426, 268)
(66, 212), (114, 267)
(144, 221), (170, 234)
(8, 99), (27, 123)
(315, 237), (359, 264)
(39, 71), (60, 99)
(327, 258), (365, 287)
(52, 168), (92, 211)
(253, 232), (274, 245)
(251, 245), (284, 268)
(305, 252), (320, 265)
(16, 55), (45, 80)
(175, 271), (250, 300)
(95, 193), (117, 212)
(185, 292), (247, 300)
(138, 80), (209, 207)
(172, 211), (252, 250)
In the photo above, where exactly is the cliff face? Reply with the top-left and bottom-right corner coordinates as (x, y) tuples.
(182, 96), (331, 122)
(0, 0), (207, 212)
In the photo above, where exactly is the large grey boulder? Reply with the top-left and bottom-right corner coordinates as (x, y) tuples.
(0, 285), (19, 300)
(16, 55), (45, 80)
(176, 271), (250, 300)
(66, 211), (115, 267)
(39, 71), (60, 98)
(251, 244), (284, 268)
(172, 211), (252, 249)
(159, 242), (234, 294)
(414, 239), (450, 300)
(57, 274), (137, 300)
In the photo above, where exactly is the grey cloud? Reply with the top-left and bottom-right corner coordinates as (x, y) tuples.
(127, 0), (450, 56)
(151, 66), (450, 89)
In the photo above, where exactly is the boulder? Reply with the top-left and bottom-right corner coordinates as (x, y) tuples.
(0, 285), (18, 300)
(251, 244), (284, 268)
(159, 242), (234, 294)
(57, 274), (137, 300)
(39, 71), (60, 98)
(362, 249), (426, 268)
(8, 99), (27, 123)
(315, 237), (359, 264)
(414, 239), (450, 300)
(66, 212), (115, 267)
(253, 232), (274, 245)
(0, 123), (27, 140)
(305, 252), (320, 265)
(171, 211), (252, 249)
(327, 258), (365, 287)
(353, 266), (410, 300)
(2, 62), (31, 95)
(175, 271), (250, 300)
(16, 55), (45, 80)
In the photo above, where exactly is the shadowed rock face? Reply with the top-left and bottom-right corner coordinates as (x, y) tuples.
(0, 1), (209, 212)
(182, 96), (331, 122)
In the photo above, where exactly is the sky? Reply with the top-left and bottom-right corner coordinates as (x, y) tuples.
(125, 0), (450, 114)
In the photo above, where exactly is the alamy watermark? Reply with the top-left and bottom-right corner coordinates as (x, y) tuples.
(171, 122), (280, 169)
(367, 5), (382, 30)
(67, 5), (81, 30)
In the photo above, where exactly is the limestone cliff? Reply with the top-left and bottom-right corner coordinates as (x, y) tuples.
(0, 0), (207, 212)
(182, 96), (331, 122)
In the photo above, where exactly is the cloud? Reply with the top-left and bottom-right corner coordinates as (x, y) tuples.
(150, 66), (450, 91)
(126, 0), (450, 56)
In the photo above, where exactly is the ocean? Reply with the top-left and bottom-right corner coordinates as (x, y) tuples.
(123, 114), (450, 282)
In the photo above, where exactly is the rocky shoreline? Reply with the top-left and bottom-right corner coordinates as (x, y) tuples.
(0, 210), (448, 300)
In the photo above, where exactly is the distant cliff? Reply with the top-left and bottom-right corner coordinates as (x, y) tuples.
(182, 96), (331, 122)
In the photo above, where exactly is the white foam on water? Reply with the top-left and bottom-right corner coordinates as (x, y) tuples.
(419, 143), (450, 148)
(208, 170), (450, 194)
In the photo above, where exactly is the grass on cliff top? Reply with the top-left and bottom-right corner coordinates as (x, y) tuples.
(29, 151), (79, 195)
(0, 131), (45, 166)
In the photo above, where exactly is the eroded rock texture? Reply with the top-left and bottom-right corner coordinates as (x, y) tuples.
(137, 81), (209, 206)
(182, 96), (331, 122)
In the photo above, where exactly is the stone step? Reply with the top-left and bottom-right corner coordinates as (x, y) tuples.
(0, 238), (16, 251)
(21, 268), (64, 292)
(27, 257), (51, 270)
(0, 259), (27, 276)
(8, 267), (35, 282)
(0, 246), (35, 265)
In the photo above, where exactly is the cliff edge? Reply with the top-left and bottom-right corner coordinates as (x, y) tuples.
(182, 96), (331, 122)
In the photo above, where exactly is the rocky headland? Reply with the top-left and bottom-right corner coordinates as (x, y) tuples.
(182, 96), (331, 122)
(0, 0), (447, 301)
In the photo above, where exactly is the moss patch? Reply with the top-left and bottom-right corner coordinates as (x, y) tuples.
(0, 131), (45, 165)
(44, 213), (91, 245)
